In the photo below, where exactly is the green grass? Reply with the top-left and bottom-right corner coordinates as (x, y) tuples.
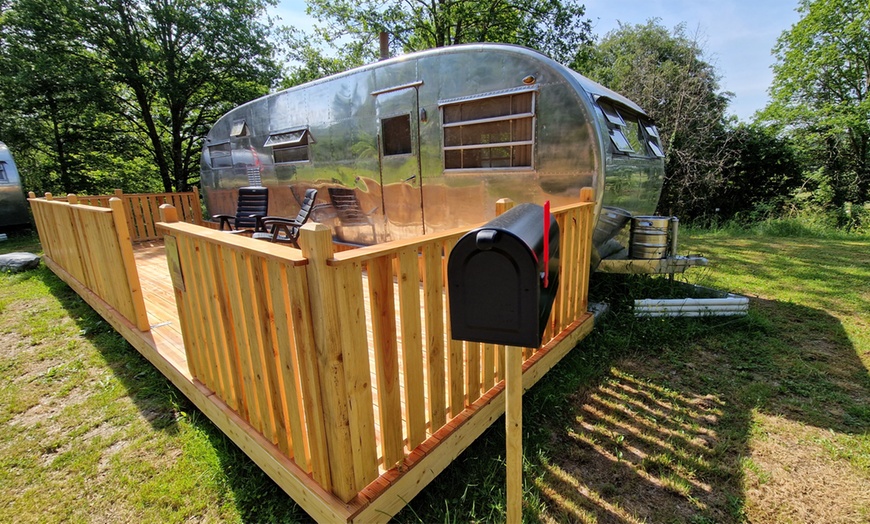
(1, 228), (868, 522)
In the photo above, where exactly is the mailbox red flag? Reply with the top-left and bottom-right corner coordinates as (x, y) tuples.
(543, 200), (550, 288)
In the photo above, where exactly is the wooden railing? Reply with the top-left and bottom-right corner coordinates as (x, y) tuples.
(157, 190), (594, 504)
(33, 189), (203, 242)
(28, 195), (150, 332)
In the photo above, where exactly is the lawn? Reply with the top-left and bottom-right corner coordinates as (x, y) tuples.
(1, 228), (868, 523)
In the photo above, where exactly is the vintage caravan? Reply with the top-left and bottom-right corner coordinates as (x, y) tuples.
(0, 142), (30, 232)
(201, 43), (670, 267)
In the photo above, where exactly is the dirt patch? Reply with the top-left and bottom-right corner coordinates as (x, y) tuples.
(744, 413), (870, 523)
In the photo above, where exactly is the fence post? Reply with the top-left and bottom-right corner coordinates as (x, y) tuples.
(496, 197), (515, 216)
(67, 194), (78, 205)
(192, 187), (203, 225)
(45, 193), (53, 201)
(109, 197), (150, 332)
(297, 222), (357, 502)
(159, 203), (179, 223)
(114, 189), (124, 198)
(28, 191), (36, 199)
(580, 186), (594, 203)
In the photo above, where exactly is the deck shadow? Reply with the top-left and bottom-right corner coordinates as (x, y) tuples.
(42, 266), (182, 434)
(518, 290), (869, 523)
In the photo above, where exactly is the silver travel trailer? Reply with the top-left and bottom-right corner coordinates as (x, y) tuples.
(201, 43), (673, 267)
(0, 142), (30, 232)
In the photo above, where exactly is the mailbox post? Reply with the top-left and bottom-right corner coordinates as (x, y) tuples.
(448, 202), (559, 523)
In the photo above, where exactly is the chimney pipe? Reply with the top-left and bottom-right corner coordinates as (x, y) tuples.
(379, 32), (390, 61)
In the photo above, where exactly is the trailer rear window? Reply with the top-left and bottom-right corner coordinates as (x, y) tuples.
(0, 163), (7, 183)
(265, 129), (311, 164)
(208, 143), (233, 169)
(599, 100), (664, 158)
(440, 89), (535, 171)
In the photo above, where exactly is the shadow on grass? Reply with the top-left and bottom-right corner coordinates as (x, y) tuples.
(394, 272), (870, 523)
(40, 265), (311, 522)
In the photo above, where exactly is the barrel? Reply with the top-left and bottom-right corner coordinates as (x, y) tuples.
(630, 216), (671, 259)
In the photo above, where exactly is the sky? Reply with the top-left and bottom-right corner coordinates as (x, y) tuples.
(270, 0), (803, 122)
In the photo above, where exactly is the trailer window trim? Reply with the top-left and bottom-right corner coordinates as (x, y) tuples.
(265, 128), (312, 164)
(230, 119), (248, 137)
(440, 88), (536, 172)
(207, 141), (233, 169)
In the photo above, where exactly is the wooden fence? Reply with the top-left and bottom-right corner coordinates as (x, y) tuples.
(32, 189), (203, 242)
(28, 195), (150, 332)
(157, 190), (595, 503)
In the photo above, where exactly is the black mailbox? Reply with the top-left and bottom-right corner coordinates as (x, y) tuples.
(448, 203), (560, 348)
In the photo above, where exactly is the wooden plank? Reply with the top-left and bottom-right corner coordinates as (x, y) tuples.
(442, 237), (465, 418)
(176, 235), (208, 383)
(506, 346), (523, 524)
(110, 198), (150, 331)
(266, 259), (310, 468)
(482, 343), (495, 392)
(236, 250), (278, 442)
(253, 256), (293, 456)
(222, 247), (262, 432)
(422, 242), (446, 431)
(201, 241), (238, 411)
(208, 242), (248, 420)
(285, 263), (331, 488)
(367, 256), (404, 470)
(335, 261), (378, 490)
(465, 342), (481, 405)
(396, 247), (426, 450)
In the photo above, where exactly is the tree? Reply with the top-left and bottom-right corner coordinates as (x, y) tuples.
(73, 0), (282, 192)
(761, 0), (870, 209)
(283, 0), (592, 86)
(577, 19), (733, 218)
(0, 0), (142, 195)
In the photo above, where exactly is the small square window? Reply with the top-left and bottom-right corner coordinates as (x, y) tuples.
(0, 163), (7, 183)
(382, 114), (412, 156)
(230, 119), (248, 137)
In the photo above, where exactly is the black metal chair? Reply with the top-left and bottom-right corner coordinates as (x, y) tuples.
(252, 188), (318, 247)
(212, 186), (269, 233)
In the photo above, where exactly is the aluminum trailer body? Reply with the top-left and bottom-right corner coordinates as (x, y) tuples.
(0, 142), (30, 232)
(201, 44), (665, 263)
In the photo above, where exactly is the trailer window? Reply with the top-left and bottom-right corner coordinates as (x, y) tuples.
(208, 143), (233, 169)
(441, 91), (535, 171)
(230, 119), (248, 137)
(382, 114), (412, 156)
(265, 129), (311, 164)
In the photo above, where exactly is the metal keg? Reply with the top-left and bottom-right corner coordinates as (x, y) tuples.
(629, 216), (671, 259)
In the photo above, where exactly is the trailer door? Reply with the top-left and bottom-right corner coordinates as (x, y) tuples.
(374, 82), (425, 238)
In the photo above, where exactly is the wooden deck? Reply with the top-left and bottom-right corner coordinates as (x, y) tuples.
(30, 192), (597, 523)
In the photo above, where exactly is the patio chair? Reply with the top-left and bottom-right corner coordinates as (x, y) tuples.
(327, 187), (378, 242)
(213, 186), (269, 233)
(252, 188), (318, 247)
